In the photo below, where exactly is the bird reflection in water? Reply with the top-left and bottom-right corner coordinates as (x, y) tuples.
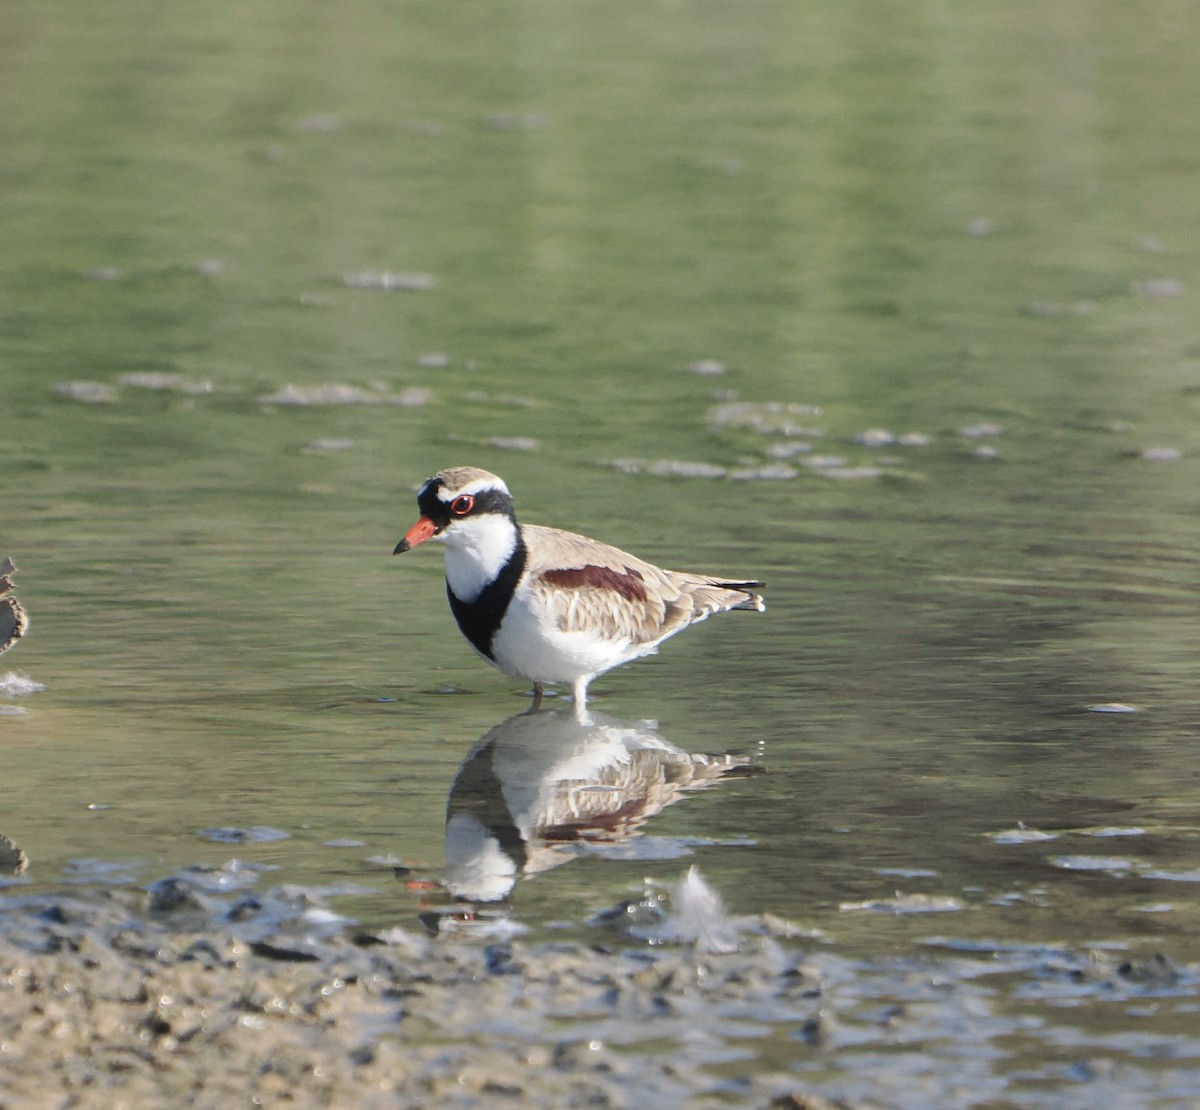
(435, 707), (757, 908)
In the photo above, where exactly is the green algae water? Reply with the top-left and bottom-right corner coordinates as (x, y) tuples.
(3, 1), (1200, 1103)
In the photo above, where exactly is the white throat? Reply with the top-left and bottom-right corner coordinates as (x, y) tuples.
(441, 514), (520, 602)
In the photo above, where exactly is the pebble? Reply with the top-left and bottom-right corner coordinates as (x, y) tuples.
(855, 428), (895, 447)
(728, 465), (798, 481)
(118, 372), (213, 394)
(54, 381), (117, 403)
(1141, 867), (1200, 882)
(1130, 278), (1182, 298)
(819, 466), (884, 480)
(198, 826), (291, 845)
(486, 436), (538, 451)
(609, 459), (728, 478)
(709, 401), (822, 435)
(991, 827), (1058, 846)
(343, 270), (437, 291)
(1049, 856), (1134, 872)
(259, 384), (431, 407)
(839, 893), (963, 914)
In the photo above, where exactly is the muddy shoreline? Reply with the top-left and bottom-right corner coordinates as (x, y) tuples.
(5, 860), (1200, 1108)
(0, 877), (843, 1109)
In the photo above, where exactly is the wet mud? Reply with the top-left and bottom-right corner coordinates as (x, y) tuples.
(3, 866), (1199, 1109)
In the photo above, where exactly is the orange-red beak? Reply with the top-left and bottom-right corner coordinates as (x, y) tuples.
(393, 516), (439, 554)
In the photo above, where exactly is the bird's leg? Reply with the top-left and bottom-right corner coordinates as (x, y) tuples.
(571, 677), (593, 725)
(531, 682), (544, 710)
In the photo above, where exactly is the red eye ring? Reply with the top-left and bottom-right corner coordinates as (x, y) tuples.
(450, 494), (475, 516)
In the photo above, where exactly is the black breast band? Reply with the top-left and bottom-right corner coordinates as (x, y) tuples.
(447, 535), (528, 661)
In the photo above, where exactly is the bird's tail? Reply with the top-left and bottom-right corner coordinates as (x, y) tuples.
(689, 578), (766, 618)
(721, 580), (766, 612)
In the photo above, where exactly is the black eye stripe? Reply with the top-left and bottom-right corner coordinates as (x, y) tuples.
(414, 481), (516, 526)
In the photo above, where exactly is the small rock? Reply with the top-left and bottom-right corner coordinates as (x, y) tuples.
(839, 893), (963, 914)
(486, 437), (538, 451)
(819, 467), (884, 480)
(991, 826), (1058, 846)
(55, 381), (117, 403)
(198, 826), (290, 845)
(343, 271), (436, 291)
(259, 384), (430, 407)
(1049, 855), (1134, 872)
(118, 372), (213, 394)
(728, 465), (797, 481)
(146, 878), (211, 915)
(1130, 278), (1182, 298)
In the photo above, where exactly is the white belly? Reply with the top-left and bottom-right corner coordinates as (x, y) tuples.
(489, 589), (657, 685)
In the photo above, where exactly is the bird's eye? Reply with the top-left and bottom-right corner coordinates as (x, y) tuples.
(450, 495), (475, 516)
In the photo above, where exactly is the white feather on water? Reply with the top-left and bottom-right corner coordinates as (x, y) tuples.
(649, 866), (745, 954)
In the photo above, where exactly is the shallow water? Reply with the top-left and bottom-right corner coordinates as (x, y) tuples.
(3, 0), (1200, 1104)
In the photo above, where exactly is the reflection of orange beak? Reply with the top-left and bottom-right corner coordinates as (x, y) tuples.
(393, 516), (439, 554)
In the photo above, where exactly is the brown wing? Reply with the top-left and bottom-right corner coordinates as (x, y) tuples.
(522, 525), (763, 645)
